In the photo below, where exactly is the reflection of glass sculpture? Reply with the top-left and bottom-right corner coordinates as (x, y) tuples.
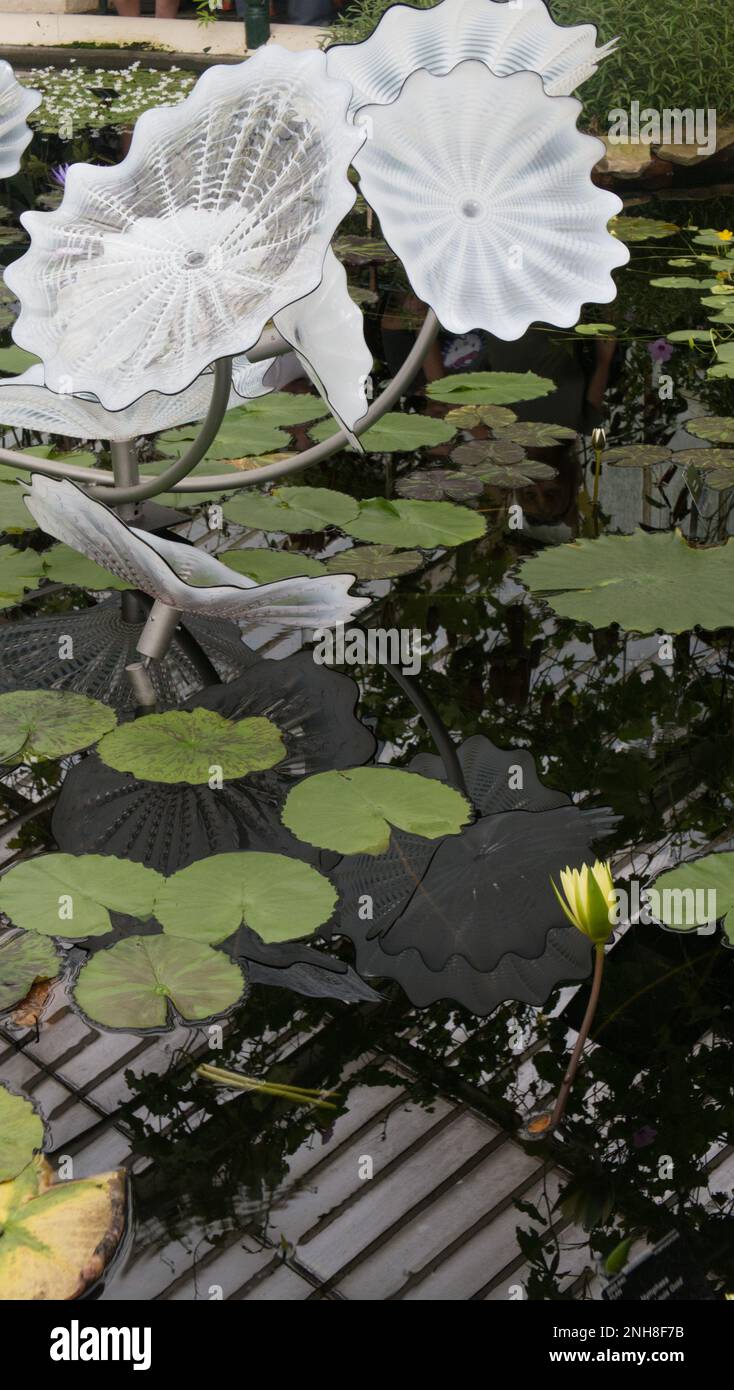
(0, 61), (40, 179)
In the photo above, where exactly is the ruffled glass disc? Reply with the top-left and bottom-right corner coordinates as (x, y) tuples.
(0, 61), (41, 179)
(5, 49), (363, 409)
(326, 0), (618, 112)
(0, 596), (254, 712)
(0, 360), (270, 443)
(324, 736), (618, 1015)
(353, 62), (628, 338)
(53, 653), (375, 875)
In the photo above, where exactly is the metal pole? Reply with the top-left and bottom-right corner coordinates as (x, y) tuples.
(136, 599), (183, 662)
(110, 439), (139, 521)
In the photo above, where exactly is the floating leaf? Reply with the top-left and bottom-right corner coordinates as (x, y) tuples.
(322, 545), (424, 579)
(0, 346), (40, 375)
(0, 854), (162, 939)
(649, 276), (717, 289)
(693, 228), (734, 247)
(574, 322), (617, 335)
(519, 529), (734, 633)
(0, 1087), (43, 1181)
(41, 545), (129, 591)
(674, 448), (734, 472)
(0, 548), (44, 608)
(451, 440), (556, 487)
(445, 404), (517, 430)
(343, 496), (486, 548)
(425, 371), (555, 406)
(220, 548), (326, 582)
(495, 421), (577, 447)
(161, 393), (328, 459)
(309, 411), (455, 452)
(0, 690), (116, 764)
(0, 482), (41, 534)
(74, 934), (245, 1030)
(609, 216), (679, 242)
(0, 1157), (126, 1300)
(666, 330), (712, 344)
(223, 485), (360, 533)
(396, 468), (484, 502)
(687, 417), (734, 444)
(98, 707), (285, 785)
(154, 852), (337, 945)
(651, 852), (734, 941)
(0, 934), (59, 1014)
(282, 766), (471, 856)
(603, 445), (671, 469)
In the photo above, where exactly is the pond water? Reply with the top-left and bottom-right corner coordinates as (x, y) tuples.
(1, 121), (733, 1302)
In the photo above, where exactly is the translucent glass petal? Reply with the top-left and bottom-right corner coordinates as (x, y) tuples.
(0, 61), (40, 179)
(0, 360), (268, 442)
(22, 477), (368, 627)
(353, 63), (629, 339)
(326, 0), (618, 112)
(273, 248), (372, 433)
(5, 49), (364, 410)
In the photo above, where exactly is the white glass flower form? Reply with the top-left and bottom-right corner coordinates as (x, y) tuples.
(0, 360), (270, 443)
(326, 0), (618, 112)
(353, 63), (629, 339)
(0, 60), (41, 179)
(270, 248), (372, 436)
(5, 48), (364, 410)
(22, 477), (368, 628)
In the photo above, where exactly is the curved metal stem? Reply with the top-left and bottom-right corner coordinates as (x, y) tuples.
(384, 661), (469, 800)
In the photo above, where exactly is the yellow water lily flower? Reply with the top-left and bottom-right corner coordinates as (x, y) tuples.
(716, 229), (733, 242)
(551, 860), (616, 944)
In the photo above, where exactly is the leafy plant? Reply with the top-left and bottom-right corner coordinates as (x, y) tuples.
(74, 934), (246, 1030)
(282, 766), (471, 855)
(0, 690), (116, 764)
(0, 1087), (43, 1182)
(97, 708), (285, 784)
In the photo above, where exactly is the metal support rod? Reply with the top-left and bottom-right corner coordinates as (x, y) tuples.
(384, 661), (470, 801)
(110, 439), (140, 521)
(136, 599), (184, 662)
(125, 662), (158, 709)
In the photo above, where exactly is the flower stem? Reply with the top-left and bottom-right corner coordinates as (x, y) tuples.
(547, 943), (606, 1134)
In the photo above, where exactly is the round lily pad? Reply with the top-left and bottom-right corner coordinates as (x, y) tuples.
(97, 708), (286, 785)
(222, 485), (360, 533)
(675, 448), (734, 472)
(322, 545), (424, 580)
(452, 440), (526, 469)
(396, 469), (484, 502)
(343, 497), (486, 549)
(0, 690), (117, 764)
(41, 546), (128, 591)
(666, 330), (713, 344)
(574, 322), (617, 334)
(609, 216), (679, 243)
(451, 440), (556, 487)
(519, 529), (734, 633)
(74, 934), (246, 1030)
(603, 445), (672, 469)
(0, 1158), (126, 1301)
(220, 548), (326, 582)
(425, 371), (555, 406)
(0, 933), (60, 1013)
(649, 277), (717, 289)
(651, 851), (734, 942)
(309, 411), (455, 452)
(154, 851), (337, 945)
(162, 392), (328, 459)
(496, 421), (577, 447)
(0, 853), (163, 939)
(445, 404), (517, 430)
(282, 766), (471, 857)
(686, 416), (734, 444)
(0, 1086), (43, 1181)
(0, 549), (44, 609)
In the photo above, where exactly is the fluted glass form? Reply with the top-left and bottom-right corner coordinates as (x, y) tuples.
(0, 60), (40, 178)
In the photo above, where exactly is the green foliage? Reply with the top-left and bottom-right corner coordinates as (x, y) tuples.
(282, 766), (471, 856)
(0, 690), (116, 764)
(97, 708), (285, 785)
(0, 1087), (43, 1182)
(0, 934), (59, 1013)
(74, 935), (245, 1031)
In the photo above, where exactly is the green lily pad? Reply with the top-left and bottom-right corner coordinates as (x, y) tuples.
(0, 482), (41, 534)
(309, 411), (456, 452)
(41, 545), (129, 591)
(0, 690), (117, 764)
(425, 371), (555, 406)
(650, 852), (734, 942)
(0, 447), (97, 488)
(693, 229), (734, 248)
(0, 1086), (43, 1182)
(495, 421), (577, 447)
(0, 548), (44, 608)
(0, 346), (41, 375)
(445, 404), (517, 430)
(282, 766), (471, 856)
(74, 935), (246, 1031)
(519, 529), (734, 633)
(0, 934), (60, 1014)
(603, 445), (672, 469)
(687, 418), (734, 444)
(609, 217), (679, 242)
(707, 363), (734, 380)
(97, 708), (285, 785)
(450, 440), (556, 487)
(322, 545), (424, 580)
(674, 448), (734, 472)
(649, 277), (717, 289)
(0, 854), (163, 939)
(161, 392), (328, 459)
(574, 322), (617, 334)
(220, 548), (326, 582)
(154, 852), (337, 945)
(396, 469), (484, 502)
(223, 485), (360, 534)
(666, 330), (712, 344)
(343, 496), (485, 549)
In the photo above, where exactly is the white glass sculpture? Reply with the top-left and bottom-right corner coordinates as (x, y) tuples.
(0, 61), (41, 179)
(326, 0), (618, 112)
(22, 477), (368, 627)
(0, 360), (270, 443)
(5, 49), (364, 411)
(272, 248), (372, 435)
(353, 63), (629, 339)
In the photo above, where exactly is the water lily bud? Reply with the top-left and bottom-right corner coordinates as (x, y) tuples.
(551, 860), (615, 944)
(591, 427), (607, 453)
